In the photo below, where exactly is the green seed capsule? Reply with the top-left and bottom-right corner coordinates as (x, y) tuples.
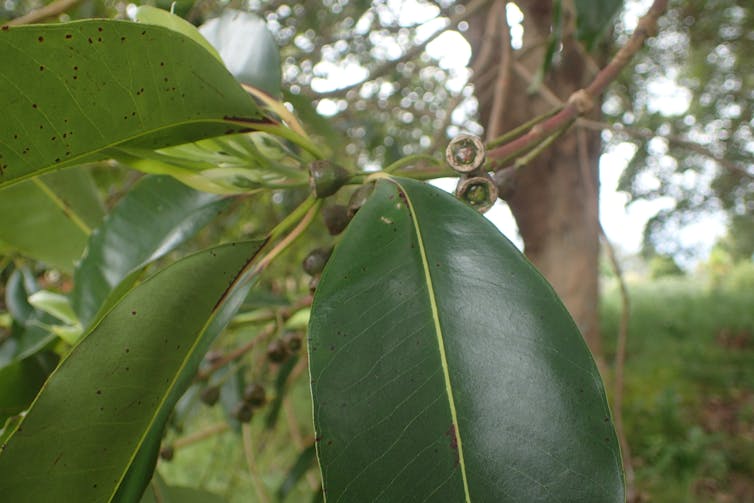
(243, 383), (267, 407)
(323, 204), (351, 235)
(282, 331), (303, 352)
(199, 385), (220, 406)
(347, 182), (375, 218)
(303, 247), (332, 276)
(309, 160), (350, 198)
(233, 402), (254, 423)
(455, 176), (498, 213)
(266, 339), (289, 363)
(159, 445), (174, 461)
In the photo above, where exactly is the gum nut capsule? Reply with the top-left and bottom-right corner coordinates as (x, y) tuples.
(282, 331), (303, 352)
(266, 339), (289, 363)
(302, 247), (332, 276)
(159, 445), (174, 461)
(323, 204), (350, 235)
(446, 134), (485, 173)
(309, 275), (319, 294)
(243, 383), (267, 407)
(308, 160), (350, 198)
(455, 176), (498, 213)
(347, 182), (375, 218)
(233, 402), (253, 423)
(200, 385), (220, 406)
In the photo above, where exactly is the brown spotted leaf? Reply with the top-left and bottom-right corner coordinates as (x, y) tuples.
(0, 20), (262, 188)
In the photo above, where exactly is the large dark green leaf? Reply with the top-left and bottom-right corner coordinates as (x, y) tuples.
(0, 240), (263, 502)
(574, 0), (624, 50)
(0, 21), (263, 188)
(72, 175), (230, 328)
(0, 170), (103, 271)
(308, 177), (624, 501)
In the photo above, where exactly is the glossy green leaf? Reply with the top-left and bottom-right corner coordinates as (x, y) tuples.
(309, 177), (624, 502)
(72, 175), (230, 328)
(0, 240), (263, 502)
(0, 21), (263, 188)
(0, 351), (58, 423)
(574, 0), (624, 50)
(0, 170), (103, 271)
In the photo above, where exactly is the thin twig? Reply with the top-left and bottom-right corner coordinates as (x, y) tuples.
(599, 224), (634, 501)
(242, 423), (271, 503)
(486, 1), (513, 143)
(578, 118), (754, 180)
(196, 325), (275, 381)
(173, 422), (230, 450)
(4, 0), (81, 26)
(316, 0), (492, 99)
(486, 0), (669, 165)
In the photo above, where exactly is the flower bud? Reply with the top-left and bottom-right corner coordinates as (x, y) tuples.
(309, 160), (350, 198)
(323, 204), (350, 235)
(302, 247), (332, 276)
(243, 383), (267, 407)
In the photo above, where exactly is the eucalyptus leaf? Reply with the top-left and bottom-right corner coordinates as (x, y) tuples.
(308, 177), (624, 501)
(72, 175), (231, 328)
(0, 170), (103, 272)
(0, 21), (263, 188)
(0, 241), (263, 502)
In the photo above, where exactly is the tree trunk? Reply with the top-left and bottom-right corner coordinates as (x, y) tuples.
(467, 0), (603, 355)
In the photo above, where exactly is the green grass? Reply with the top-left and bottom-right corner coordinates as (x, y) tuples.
(601, 273), (754, 502)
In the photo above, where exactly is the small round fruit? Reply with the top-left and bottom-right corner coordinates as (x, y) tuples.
(159, 445), (174, 461)
(323, 204), (350, 235)
(308, 160), (350, 198)
(233, 402), (254, 423)
(302, 248), (332, 276)
(200, 385), (220, 406)
(243, 383), (267, 407)
(266, 339), (289, 363)
(282, 331), (303, 352)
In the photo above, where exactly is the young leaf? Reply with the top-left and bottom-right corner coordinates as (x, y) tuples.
(0, 21), (263, 188)
(0, 240), (263, 502)
(0, 170), (103, 272)
(71, 175), (231, 328)
(308, 177), (624, 501)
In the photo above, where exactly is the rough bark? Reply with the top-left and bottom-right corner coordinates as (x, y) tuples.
(467, 0), (603, 355)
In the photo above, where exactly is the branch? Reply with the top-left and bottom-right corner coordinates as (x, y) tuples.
(486, 1), (513, 143)
(3, 0), (82, 26)
(315, 0), (492, 99)
(578, 118), (754, 180)
(486, 0), (669, 165)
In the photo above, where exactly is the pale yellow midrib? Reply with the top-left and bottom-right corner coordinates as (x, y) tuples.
(397, 180), (471, 502)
